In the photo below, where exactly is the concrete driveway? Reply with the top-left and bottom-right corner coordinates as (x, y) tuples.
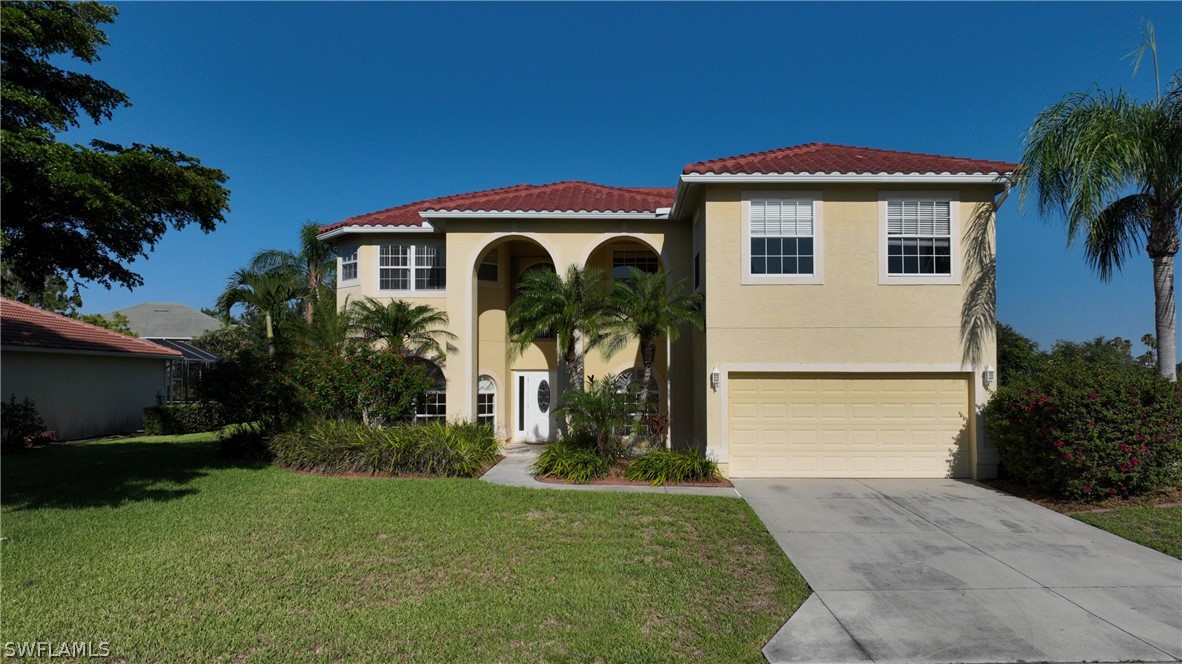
(734, 478), (1182, 664)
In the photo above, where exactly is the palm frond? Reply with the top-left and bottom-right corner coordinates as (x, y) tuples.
(1086, 194), (1151, 280)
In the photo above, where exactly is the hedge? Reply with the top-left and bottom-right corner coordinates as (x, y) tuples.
(984, 357), (1182, 500)
(142, 403), (228, 435)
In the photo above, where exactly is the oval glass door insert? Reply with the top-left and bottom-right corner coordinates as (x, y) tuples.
(537, 380), (551, 413)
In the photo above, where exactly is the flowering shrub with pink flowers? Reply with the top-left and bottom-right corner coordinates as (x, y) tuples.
(984, 357), (1182, 500)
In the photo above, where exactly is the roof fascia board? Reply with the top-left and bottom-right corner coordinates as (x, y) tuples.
(418, 211), (666, 221)
(1, 345), (179, 360)
(316, 223), (439, 241)
(680, 173), (1011, 184)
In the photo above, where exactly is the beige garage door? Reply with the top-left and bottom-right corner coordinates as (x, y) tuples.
(728, 373), (971, 478)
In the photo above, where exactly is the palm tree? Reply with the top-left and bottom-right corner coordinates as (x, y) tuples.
(607, 268), (703, 410)
(1019, 54), (1181, 381)
(216, 268), (309, 357)
(507, 264), (613, 392)
(249, 222), (336, 324)
(348, 297), (455, 358)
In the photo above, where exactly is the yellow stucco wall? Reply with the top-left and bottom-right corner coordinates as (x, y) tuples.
(697, 184), (998, 476)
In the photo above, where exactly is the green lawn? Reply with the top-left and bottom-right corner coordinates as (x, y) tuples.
(0, 434), (806, 663)
(1074, 506), (1182, 559)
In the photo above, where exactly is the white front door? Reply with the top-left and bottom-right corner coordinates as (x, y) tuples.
(514, 371), (556, 442)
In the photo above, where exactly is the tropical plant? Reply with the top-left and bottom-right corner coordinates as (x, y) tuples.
(625, 448), (721, 486)
(555, 374), (638, 458)
(1018, 27), (1181, 381)
(607, 268), (703, 411)
(248, 222), (336, 324)
(348, 297), (455, 357)
(284, 344), (433, 426)
(215, 268), (308, 356)
(530, 437), (611, 483)
(507, 264), (613, 392)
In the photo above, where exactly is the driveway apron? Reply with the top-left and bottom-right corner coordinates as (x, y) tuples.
(734, 478), (1182, 664)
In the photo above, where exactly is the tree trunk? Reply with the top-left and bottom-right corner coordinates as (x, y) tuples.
(638, 340), (656, 419)
(1152, 253), (1177, 381)
(265, 312), (275, 359)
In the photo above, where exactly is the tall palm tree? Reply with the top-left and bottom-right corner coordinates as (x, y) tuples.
(348, 297), (455, 358)
(607, 268), (703, 410)
(249, 222), (336, 324)
(508, 264), (613, 392)
(216, 268), (309, 357)
(1019, 68), (1182, 381)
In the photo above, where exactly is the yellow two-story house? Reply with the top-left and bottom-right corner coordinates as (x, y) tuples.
(317, 143), (1016, 480)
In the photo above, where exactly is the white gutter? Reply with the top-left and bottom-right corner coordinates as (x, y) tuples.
(679, 173), (1013, 184)
(316, 222), (439, 241)
(418, 211), (667, 221)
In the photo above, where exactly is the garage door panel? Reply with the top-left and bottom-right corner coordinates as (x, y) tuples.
(728, 373), (970, 478)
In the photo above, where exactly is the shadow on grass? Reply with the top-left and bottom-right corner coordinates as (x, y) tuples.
(1, 438), (267, 511)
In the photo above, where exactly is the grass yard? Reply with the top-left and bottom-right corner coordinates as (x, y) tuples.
(1073, 506), (1182, 559)
(0, 434), (806, 663)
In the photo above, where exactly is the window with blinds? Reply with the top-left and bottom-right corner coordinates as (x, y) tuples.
(886, 199), (952, 276)
(379, 243), (446, 291)
(749, 198), (815, 276)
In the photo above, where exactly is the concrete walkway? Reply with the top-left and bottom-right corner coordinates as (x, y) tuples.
(481, 443), (741, 497)
(735, 478), (1182, 664)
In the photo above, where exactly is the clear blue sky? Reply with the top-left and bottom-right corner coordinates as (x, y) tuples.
(64, 2), (1180, 354)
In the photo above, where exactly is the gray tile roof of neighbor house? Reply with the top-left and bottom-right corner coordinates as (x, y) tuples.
(113, 302), (222, 340)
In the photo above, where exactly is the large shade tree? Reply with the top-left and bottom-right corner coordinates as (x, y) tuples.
(607, 268), (703, 411)
(348, 297), (455, 358)
(1019, 32), (1181, 381)
(1, 2), (230, 295)
(507, 264), (613, 392)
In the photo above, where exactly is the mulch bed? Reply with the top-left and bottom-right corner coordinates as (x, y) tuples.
(536, 459), (734, 488)
(983, 479), (1182, 514)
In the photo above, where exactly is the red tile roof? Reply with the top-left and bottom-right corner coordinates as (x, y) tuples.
(320, 182), (676, 233)
(683, 142), (1018, 176)
(1, 298), (182, 358)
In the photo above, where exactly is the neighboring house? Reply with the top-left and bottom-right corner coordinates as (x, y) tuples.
(1, 298), (181, 440)
(318, 143), (1016, 479)
(112, 302), (223, 402)
(114, 302), (222, 340)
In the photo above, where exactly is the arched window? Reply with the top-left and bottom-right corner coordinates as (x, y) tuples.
(477, 375), (496, 427)
(613, 369), (660, 414)
(413, 360), (446, 423)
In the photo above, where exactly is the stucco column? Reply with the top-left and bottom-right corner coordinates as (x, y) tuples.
(445, 235), (476, 422)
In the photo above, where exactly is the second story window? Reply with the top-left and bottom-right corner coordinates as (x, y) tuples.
(885, 199), (952, 276)
(379, 243), (445, 292)
(878, 193), (959, 285)
(742, 194), (823, 285)
(478, 249), (499, 282)
(340, 248), (358, 282)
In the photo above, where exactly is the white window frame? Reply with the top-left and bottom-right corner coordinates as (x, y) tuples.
(878, 191), (961, 285)
(477, 375), (496, 428)
(377, 241), (446, 296)
(477, 249), (501, 285)
(740, 191), (824, 285)
(339, 247), (359, 284)
(414, 361), (447, 423)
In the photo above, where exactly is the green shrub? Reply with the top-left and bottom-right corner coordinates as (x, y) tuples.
(268, 419), (499, 478)
(985, 356), (1182, 500)
(531, 438), (610, 484)
(1, 395), (55, 451)
(556, 374), (638, 458)
(143, 403), (227, 435)
(217, 422), (271, 461)
(283, 345), (434, 425)
(626, 448), (721, 486)
(199, 350), (302, 429)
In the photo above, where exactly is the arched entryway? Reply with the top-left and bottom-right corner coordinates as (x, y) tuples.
(472, 236), (559, 442)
